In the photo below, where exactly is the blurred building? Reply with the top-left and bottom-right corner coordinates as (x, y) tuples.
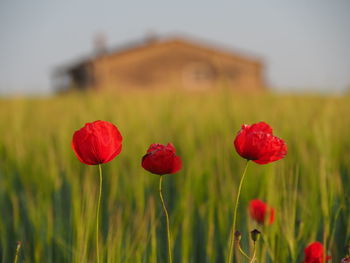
(53, 35), (265, 92)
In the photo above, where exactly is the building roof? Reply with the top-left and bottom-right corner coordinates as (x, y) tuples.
(55, 35), (263, 75)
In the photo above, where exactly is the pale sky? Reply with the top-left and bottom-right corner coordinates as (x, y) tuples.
(0, 0), (350, 94)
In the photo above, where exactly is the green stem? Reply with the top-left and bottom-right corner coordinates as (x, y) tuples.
(159, 175), (172, 263)
(96, 164), (103, 263)
(13, 241), (21, 263)
(227, 161), (249, 263)
(249, 242), (257, 263)
(238, 244), (251, 261)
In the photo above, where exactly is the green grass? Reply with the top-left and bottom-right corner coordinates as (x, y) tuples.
(0, 90), (349, 262)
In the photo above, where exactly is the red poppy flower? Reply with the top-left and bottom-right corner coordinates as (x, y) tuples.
(302, 242), (331, 263)
(249, 199), (275, 225)
(234, 122), (287, 164)
(72, 120), (122, 165)
(341, 258), (350, 263)
(142, 143), (182, 175)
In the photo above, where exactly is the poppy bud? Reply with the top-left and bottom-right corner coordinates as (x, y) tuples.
(234, 230), (242, 242)
(250, 229), (261, 242)
(234, 122), (287, 164)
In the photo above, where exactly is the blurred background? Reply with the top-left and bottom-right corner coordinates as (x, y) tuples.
(1, 0), (350, 95)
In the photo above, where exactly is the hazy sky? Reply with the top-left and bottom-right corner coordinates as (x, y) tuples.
(1, 0), (350, 94)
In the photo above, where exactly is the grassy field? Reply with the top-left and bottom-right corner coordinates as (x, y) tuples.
(0, 90), (349, 263)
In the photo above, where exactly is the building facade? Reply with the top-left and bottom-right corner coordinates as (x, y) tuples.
(54, 37), (265, 92)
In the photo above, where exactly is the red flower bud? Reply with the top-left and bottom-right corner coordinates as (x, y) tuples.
(72, 120), (122, 165)
(249, 199), (275, 225)
(234, 122), (287, 164)
(302, 242), (331, 263)
(142, 143), (182, 175)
